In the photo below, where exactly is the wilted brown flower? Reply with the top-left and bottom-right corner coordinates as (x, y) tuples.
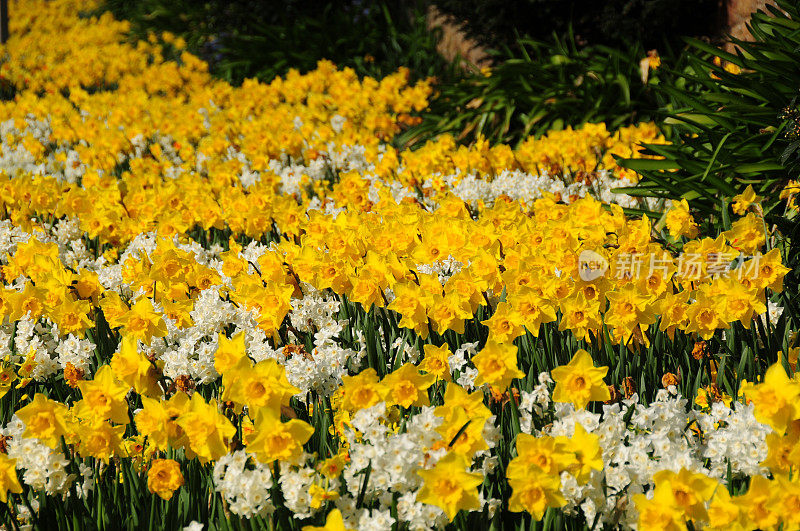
(605, 384), (621, 404)
(175, 374), (195, 393)
(64, 362), (84, 388)
(706, 384), (725, 404)
(284, 344), (313, 361)
(662, 372), (680, 388)
(621, 377), (636, 398)
(0, 435), (10, 454)
(692, 341), (710, 360)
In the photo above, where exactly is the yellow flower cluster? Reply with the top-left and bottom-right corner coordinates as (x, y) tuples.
(395, 122), (665, 193)
(0, 0), (431, 245)
(282, 193), (784, 346)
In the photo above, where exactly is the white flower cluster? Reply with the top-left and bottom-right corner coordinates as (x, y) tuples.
(517, 372), (553, 433)
(276, 285), (354, 397)
(2, 417), (74, 496)
(272, 143), (372, 197)
(416, 255), (465, 285)
(420, 169), (665, 211)
(149, 286), (244, 383)
(446, 341), (479, 390)
(289, 284), (341, 334)
(339, 402), (449, 530)
(51, 217), (94, 269)
(213, 450), (275, 519)
(0, 219), (30, 261)
(0, 117), (55, 179)
(697, 401), (770, 478)
(333, 402), (496, 530)
(760, 303), (783, 328)
(282, 341), (352, 399)
(10, 315), (59, 381)
(54, 333), (97, 375)
(540, 388), (771, 528)
(76, 463), (94, 499)
(277, 455), (318, 520)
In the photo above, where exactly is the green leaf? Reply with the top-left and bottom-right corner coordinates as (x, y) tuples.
(732, 162), (786, 173)
(618, 159), (682, 171)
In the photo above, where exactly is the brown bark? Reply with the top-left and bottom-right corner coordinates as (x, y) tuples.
(425, 5), (490, 70)
(726, 0), (778, 41)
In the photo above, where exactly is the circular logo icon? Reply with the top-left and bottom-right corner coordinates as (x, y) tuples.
(578, 250), (608, 281)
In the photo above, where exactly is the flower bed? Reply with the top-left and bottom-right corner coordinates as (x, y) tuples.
(0, 2), (797, 530)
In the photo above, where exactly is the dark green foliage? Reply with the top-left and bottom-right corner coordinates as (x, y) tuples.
(774, 215), (800, 296)
(431, 0), (723, 50)
(99, 0), (452, 84)
(617, 0), (800, 217)
(397, 36), (681, 149)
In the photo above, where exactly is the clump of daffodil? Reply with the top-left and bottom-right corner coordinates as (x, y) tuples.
(0, 453), (22, 504)
(731, 185), (763, 215)
(665, 199), (699, 239)
(244, 407), (314, 464)
(551, 349), (611, 409)
(147, 458), (185, 500)
(416, 452), (484, 521)
(472, 340), (525, 390)
(741, 361), (800, 434)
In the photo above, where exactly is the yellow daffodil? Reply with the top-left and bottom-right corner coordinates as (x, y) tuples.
(416, 452), (483, 521)
(551, 350), (610, 409)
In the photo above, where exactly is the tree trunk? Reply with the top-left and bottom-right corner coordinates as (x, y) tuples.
(727, 0), (778, 41)
(425, 5), (490, 70)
